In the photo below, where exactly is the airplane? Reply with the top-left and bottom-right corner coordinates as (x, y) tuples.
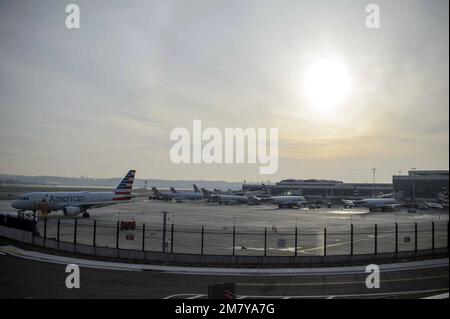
(422, 200), (445, 209)
(152, 185), (203, 202)
(342, 198), (400, 212)
(255, 184), (308, 208)
(151, 187), (173, 201)
(11, 170), (137, 218)
(258, 195), (308, 208)
(200, 189), (260, 205)
(170, 185), (204, 201)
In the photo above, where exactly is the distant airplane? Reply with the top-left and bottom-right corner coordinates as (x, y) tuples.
(200, 189), (259, 205)
(255, 184), (307, 208)
(11, 170), (136, 218)
(257, 195), (307, 208)
(422, 200), (445, 209)
(152, 185), (203, 202)
(342, 198), (400, 212)
(151, 187), (173, 201)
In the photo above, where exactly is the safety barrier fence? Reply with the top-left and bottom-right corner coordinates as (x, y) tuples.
(36, 219), (449, 257)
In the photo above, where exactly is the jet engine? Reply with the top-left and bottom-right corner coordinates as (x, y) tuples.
(63, 206), (82, 216)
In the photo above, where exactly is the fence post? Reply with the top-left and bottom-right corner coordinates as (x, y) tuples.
(395, 223), (398, 253)
(414, 222), (418, 252)
(324, 228), (327, 256)
(432, 221), (435, 251)
(374, 224), (377, 254)
(73, 218), (77, 245)
(57, 219), (60, 242)
(294, 227), (298, 257)
(93, 220), (96, 247)
(171, 224), (174, 253)
(350, 224), (353, 256)
(232, 226), (236, 256)
(264, 227), (267, 257)
(44, 217), (47, 239)
(116, 220), (119, 249)
(142, 223), (145, 252)
(201, 226), (204, 255)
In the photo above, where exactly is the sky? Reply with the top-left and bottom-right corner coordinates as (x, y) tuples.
(0, 0), (448, 183)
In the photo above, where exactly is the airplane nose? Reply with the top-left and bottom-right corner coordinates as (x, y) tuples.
(11, 200), (19, 209)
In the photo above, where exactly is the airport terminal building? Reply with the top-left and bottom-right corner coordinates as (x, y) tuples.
(244, 170), (449, 203)
(243, 179), (394, 202)
(393, 170), (449, 201)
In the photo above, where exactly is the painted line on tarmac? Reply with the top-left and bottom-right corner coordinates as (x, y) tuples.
(236, 274), (448, 286)
(163, 288), (449, 299)
(237, 288), (450, 299)
(0, 245), (448, 276)
(422, 292), (449, 299)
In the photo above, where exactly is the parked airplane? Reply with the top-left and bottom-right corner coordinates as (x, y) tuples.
(256, 184), (307, 208)
(200, 189), (259, 205)
(152, 185), (203, 202)
(422, 200), (445, 209)
(342, 198), (400, 212)
(258, 195), (308, 208)
(170, 185), (204, 201)
(11, 170), (136, 218)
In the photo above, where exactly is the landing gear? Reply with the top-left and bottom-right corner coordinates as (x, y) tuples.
(82, 212), (90, 218)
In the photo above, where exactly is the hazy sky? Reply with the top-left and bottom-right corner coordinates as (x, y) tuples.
(0, 0), (448, 183)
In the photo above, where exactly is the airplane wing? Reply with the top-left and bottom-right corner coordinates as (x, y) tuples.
(423, 200), (444, 209)
(342, 199), (355, 206)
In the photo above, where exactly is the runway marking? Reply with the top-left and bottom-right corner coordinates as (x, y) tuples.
(164, 288), (449, 299)
(164, 294), (206, 299)
(186, 294), (205, 299)
(0, 245), (447, 276)
(298, 233), (392, 254)
(236, 274), (449, 286)
(422, 292), (449, 299)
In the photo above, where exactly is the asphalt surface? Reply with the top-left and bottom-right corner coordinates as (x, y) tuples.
(1, 198), (447, 256)
(0, 249), (447, 299)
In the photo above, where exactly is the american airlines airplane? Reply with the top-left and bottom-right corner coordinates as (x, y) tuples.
(11, 170), (136, 218)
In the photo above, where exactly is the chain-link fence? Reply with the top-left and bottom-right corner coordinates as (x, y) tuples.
(37, 218), (448, 256)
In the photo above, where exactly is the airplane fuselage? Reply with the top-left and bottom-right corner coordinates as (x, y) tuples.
(11, 191), (132, 212)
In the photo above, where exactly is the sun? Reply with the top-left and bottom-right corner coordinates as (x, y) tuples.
(303, 59), (351, 112)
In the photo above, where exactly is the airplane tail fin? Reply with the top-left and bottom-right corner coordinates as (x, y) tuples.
(115, 170), (136, 195)
(152, 186), (161, 196)
(193, 184), (200, 193)
(170, 187), (177, 193)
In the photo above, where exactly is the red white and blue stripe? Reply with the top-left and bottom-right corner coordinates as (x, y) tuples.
(114, 170), (135, 197)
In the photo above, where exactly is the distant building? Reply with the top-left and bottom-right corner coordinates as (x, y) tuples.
(243, 179), (393, 201)
(393, 170), (449, 201)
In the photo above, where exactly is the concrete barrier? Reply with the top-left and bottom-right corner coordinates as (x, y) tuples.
(1, 225), (448, 266)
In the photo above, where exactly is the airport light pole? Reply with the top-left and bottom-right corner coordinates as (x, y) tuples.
(411, 168), (416, 204)
(372, 168), (376, 197)
(162, 211), (168, 253)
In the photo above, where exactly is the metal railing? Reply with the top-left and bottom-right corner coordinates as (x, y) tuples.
(37, 218), (449, 257)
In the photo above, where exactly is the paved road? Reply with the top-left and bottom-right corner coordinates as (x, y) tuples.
(0, 248), (447, 298)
